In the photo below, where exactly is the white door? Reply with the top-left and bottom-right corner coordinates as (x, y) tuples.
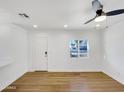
(33, 35), (48, 71)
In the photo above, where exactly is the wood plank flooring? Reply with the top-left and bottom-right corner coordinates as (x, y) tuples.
(2, 72), (124, 92)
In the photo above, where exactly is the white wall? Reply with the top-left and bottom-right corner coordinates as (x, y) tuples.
(28, 29), (103, 72)
(103, 22), (124, 84)
(0, 24), (28, 91)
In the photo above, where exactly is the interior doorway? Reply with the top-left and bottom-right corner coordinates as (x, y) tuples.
(31, 34), (48, 71)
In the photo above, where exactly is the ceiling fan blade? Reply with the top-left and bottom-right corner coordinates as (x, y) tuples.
(84, 16), (97, 24)
(106, 9), (124, 16)
(92, 0), (103, 12)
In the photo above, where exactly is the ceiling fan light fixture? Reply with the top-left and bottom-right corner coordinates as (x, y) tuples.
(95, 15), (106, 22)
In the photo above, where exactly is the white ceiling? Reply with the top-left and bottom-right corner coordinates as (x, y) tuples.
(0, 0), (124, 30)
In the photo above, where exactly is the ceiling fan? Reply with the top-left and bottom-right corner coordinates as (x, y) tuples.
(18, 13), (30, 18)
(84, 0), (124, 24)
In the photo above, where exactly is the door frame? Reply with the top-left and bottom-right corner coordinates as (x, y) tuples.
(30, 33), (48, 72)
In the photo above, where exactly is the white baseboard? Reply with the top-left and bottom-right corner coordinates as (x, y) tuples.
(102, 70), (124, 85)
(47, 69), (101, 72)
(0, 70), (27, 91)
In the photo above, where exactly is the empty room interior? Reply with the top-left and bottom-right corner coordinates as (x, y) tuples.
(0, 0), (124, 92)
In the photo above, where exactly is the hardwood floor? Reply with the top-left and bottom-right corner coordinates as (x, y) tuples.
(2, 72), (124, 92)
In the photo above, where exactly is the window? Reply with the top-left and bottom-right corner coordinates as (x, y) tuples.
(69, 40), (78, 57)
(79, 40), (89, 57)
(69, 40), (89, 58)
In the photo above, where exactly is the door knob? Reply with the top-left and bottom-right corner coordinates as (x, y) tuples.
(45, 51), (47, 55)
(45, 51), (48, 57)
